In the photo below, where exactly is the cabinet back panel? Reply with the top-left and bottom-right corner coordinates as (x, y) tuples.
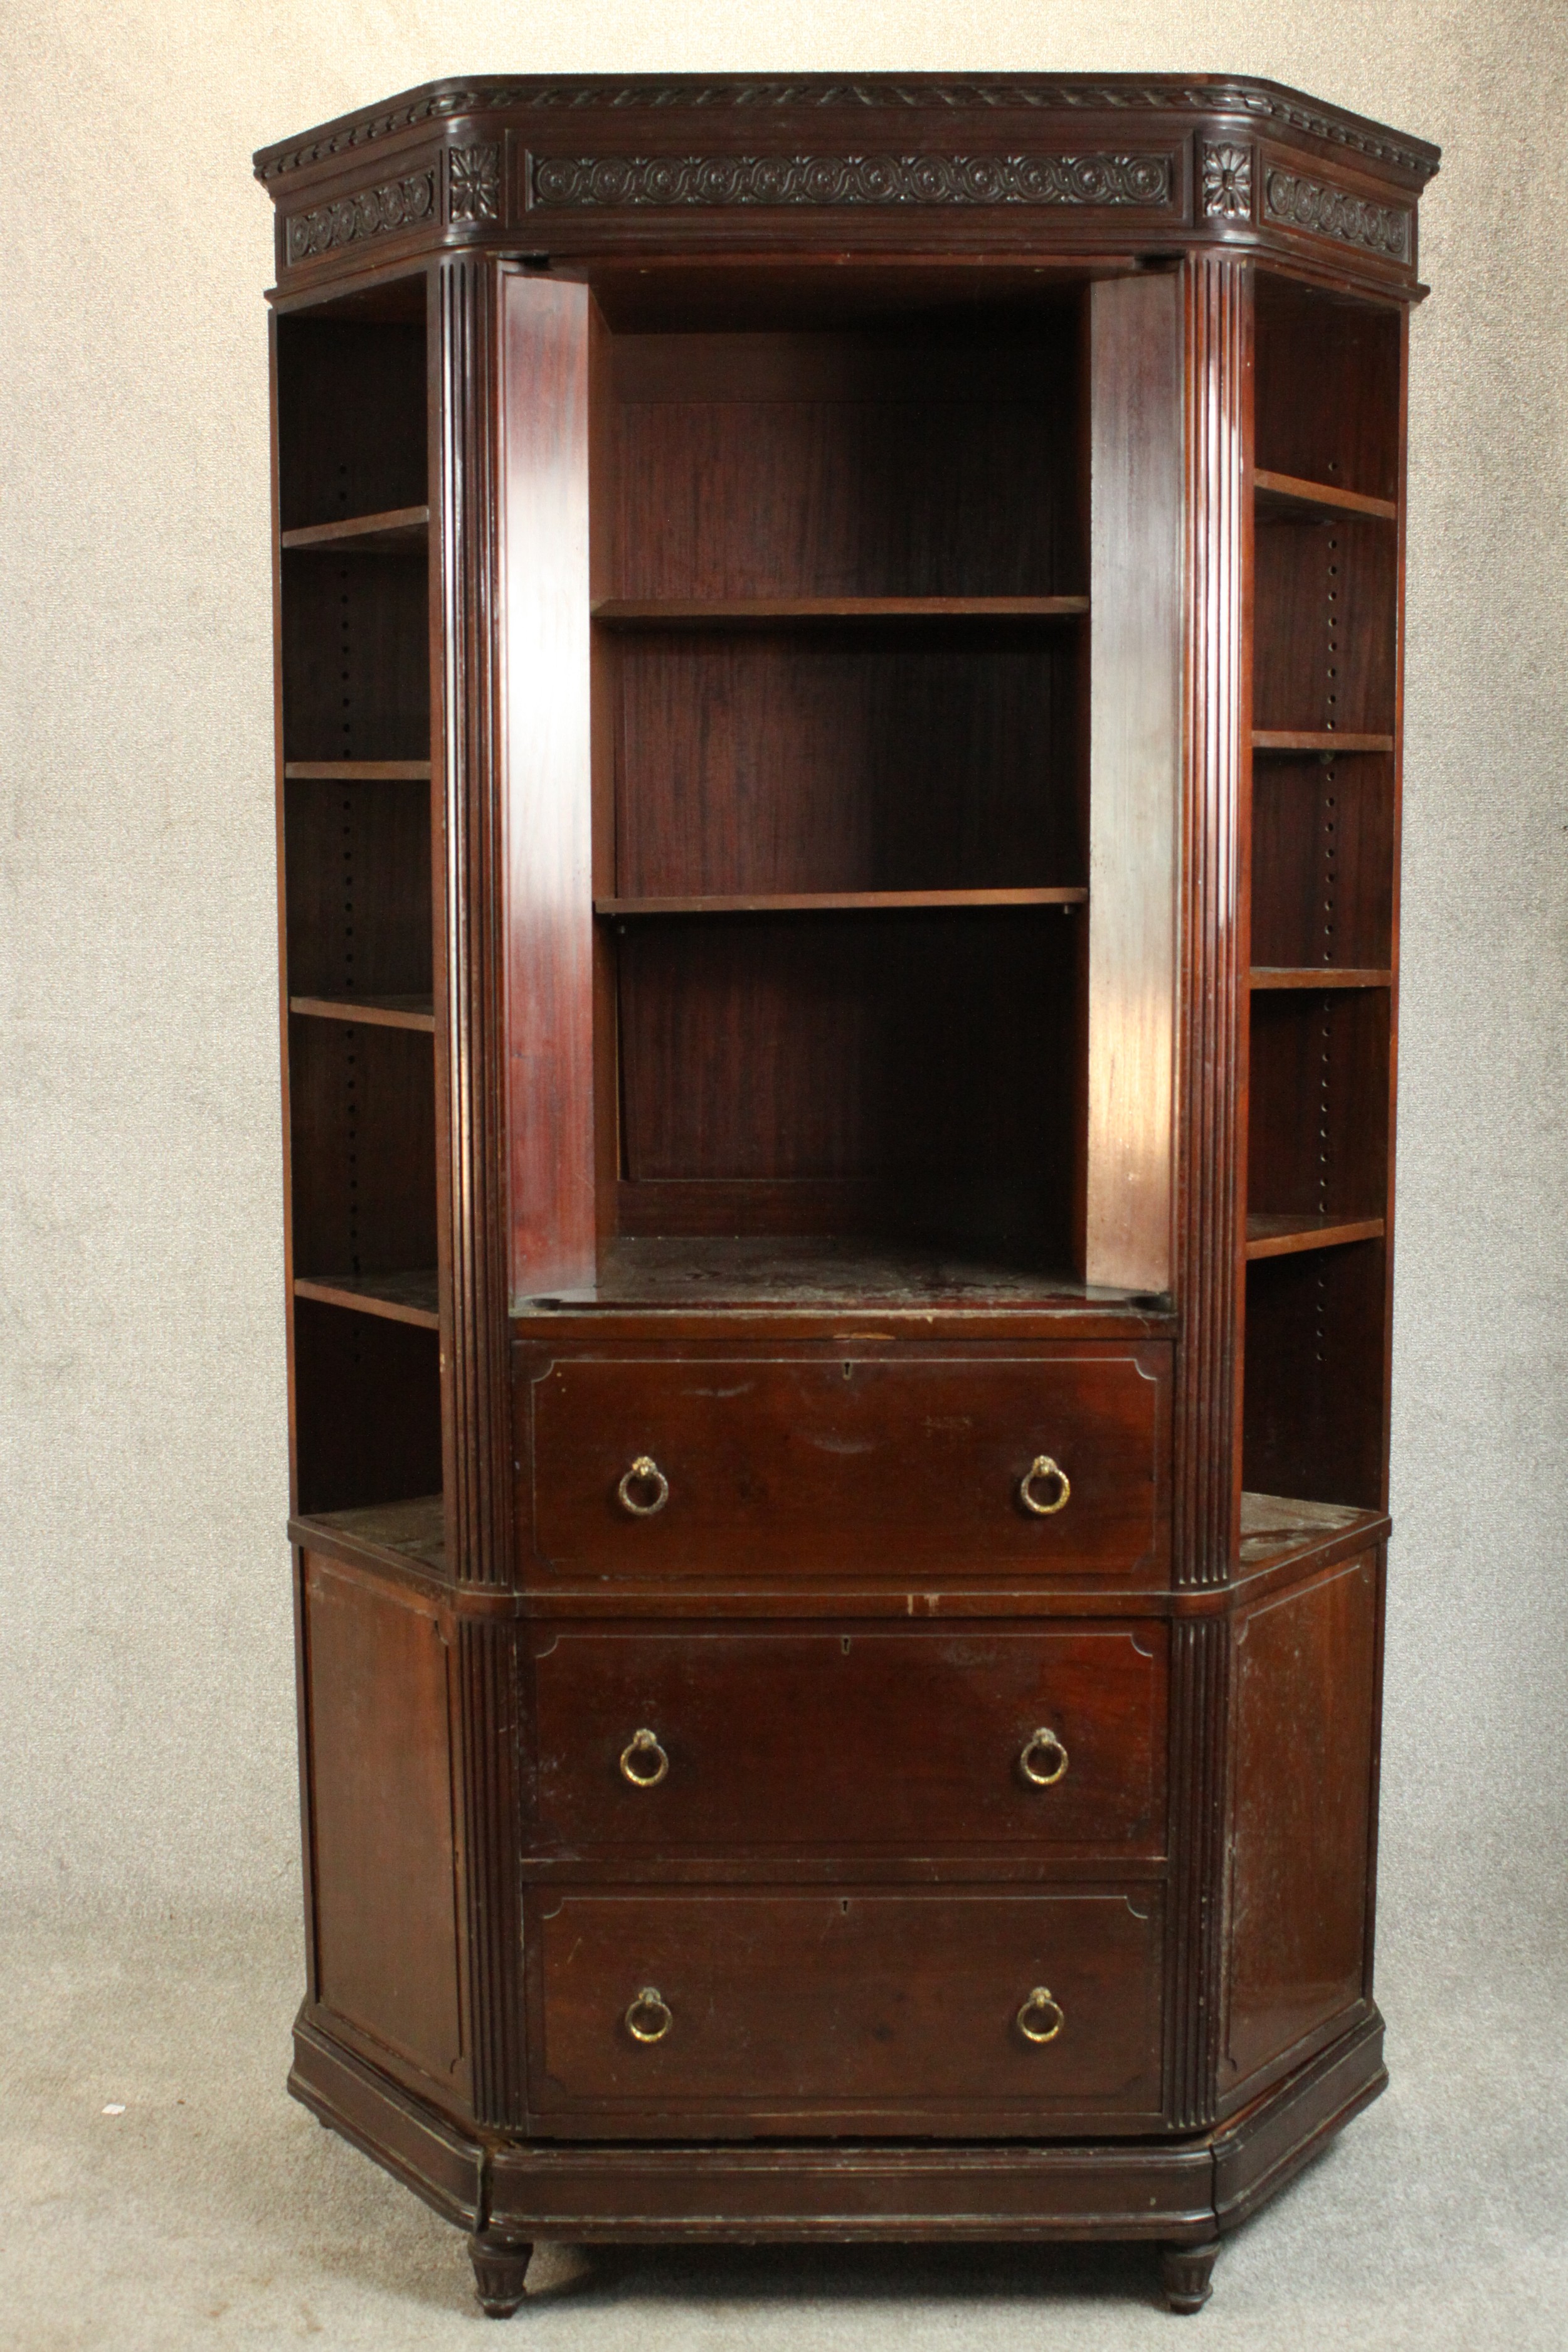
(289, 1019), (438, 1276)
(1254, 279), (1400, 502)
(1242, 1242), (1387, 1508)
(616, 910), (1077, 1249)
(284, 778), (433, 999)
(617, 629), (1079, 897)
(294, 1302), (443, 1514)
(1247, 990), (1389, 1224)
(277, 316), (428, 532)
(1250, 755), (1394, 972)
(282, 551), (431, 763)
(1252, 518), (1395, 738)
(613, 327), (1083, 599)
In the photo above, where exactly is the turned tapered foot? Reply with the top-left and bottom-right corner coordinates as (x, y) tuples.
(469, 2235), (533, 2318)
(1160, 2238), (1219, 2314)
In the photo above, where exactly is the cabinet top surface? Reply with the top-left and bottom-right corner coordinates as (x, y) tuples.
(256, 73), (1438, 303)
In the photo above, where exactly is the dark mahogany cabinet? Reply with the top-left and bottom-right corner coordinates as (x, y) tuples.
(256, 75), (1438, 2317)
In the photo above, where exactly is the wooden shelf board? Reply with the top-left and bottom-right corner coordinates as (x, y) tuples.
(1246, 1213), (1386, 1261)
(283, 761), (432, 781)
(592, 596), (1089, 625)
(1254, 470), (1398, 526)
(1249, 967), (1391, 991)
(280, 506), (430, 554)
(1239, 1491), (1388, 1574)
(294, 1269), (440, 1328)
(291, 1493), (447, 1576)
(1251, 731), (1394, 756)
(289, 993), (435, 1033)
(596, 889), (1088, 916)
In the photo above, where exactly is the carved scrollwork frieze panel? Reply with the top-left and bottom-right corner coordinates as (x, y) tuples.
(285, 169), (437, 263)
(1262, 160), (1411, 259)
(527, 150), (1175, 210)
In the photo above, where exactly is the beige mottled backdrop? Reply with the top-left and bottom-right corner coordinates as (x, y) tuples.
(3, 0), (1564, 1977)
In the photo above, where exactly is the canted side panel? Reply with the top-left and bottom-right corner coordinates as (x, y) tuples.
(302, 1558), (465, 2092)
(1220, 1554), (1379, 2099)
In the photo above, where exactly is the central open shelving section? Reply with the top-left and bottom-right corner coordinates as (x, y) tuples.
(589, 298), (1091, 1278)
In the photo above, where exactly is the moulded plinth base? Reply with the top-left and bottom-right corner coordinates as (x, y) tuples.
(288, 2008), (1385, 2317)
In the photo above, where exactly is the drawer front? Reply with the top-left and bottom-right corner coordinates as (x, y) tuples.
(526, 1348), (1170, 1582)
(531, 1624), (1166, 1853)
(530, 1888), (1162, 2126)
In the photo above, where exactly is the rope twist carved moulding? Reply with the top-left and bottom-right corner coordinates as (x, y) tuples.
(529, 151), (1172, 208)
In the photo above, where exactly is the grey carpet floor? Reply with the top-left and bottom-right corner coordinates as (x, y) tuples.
(3, 1902), (1564, 2351)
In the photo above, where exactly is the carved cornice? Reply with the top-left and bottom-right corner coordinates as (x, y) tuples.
(1264, 166), (1411, 258)
(530, 150), (1172, 210)
(254, 77), (1439, 188)
(285, 169), (434, 262)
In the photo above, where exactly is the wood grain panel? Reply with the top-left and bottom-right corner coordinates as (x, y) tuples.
(288, 1017), (437, 1277)
(282, 550), (431, 764)
(283, 776), (432, 1000)
(304, 1561), (463, 2081)
(1253, 277), (1401, 503)
(1242, 1241), (1388, 1508)
(1222, 1555), (1378, 2090)
(615, 908), (1078, 1253)
(1086, 271), (1180, 1293)
(530, 1623), (1167, 1853)
(276, 315), (428, 531)
(614, 326), (1083, 600)
(526, 1347), (1169, 1584)
(1253, 516), (1396, 739)
(1250, 752), (1394, 971)
(1247, 988), (1389, 1222)
(293, 1301), (443, 1515)
(500, 268), (595, 1296)
(615, 628), (1080, 898)
(531, 1888), (1162, 2126)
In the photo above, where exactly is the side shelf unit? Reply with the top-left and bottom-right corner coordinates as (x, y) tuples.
(1242, 275), (1404, 1515)
(272, 285), (445, 1557)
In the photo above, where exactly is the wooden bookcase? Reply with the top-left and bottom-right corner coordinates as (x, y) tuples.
(258, 78), (1437, 2318)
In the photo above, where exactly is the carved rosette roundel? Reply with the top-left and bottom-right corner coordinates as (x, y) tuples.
(286, 171), (435, 261)
(1200, 142), (1252, 220)
(529, 151), (1172, 209)
(449, 143), (501, 223)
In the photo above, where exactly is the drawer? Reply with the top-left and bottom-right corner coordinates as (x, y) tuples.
(529, 1888), (1163, 2127)
(531, 1624), (1167, 1853)
(525, 1348), (1170, 1583)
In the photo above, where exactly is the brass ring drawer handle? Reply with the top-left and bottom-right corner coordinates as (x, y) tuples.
(625, 1987), (673, 2043)
(1017, 1986), (1065, 2045)
(1019, 1727), (1069, 1787)
(619, 1729), (670, 1788)
(617, 1454), (670, 1517)
(1019, 1454), (1071, 1516)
